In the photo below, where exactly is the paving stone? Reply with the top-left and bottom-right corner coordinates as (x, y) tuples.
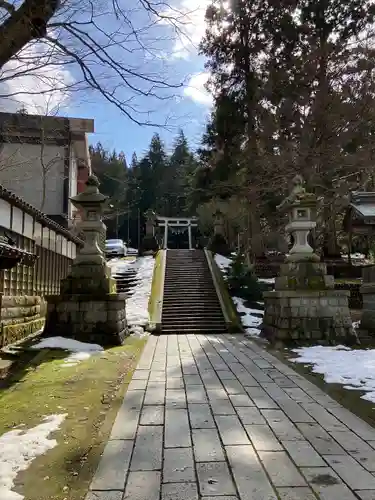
(323, 454), (375, 490)
(297, 422), (346, 455)
(86, 492), (123, 500)
(302, 403), (347, 431)
(301, 466), (359, 499)
(329, 430), (374, 454)
(215, 415), (250, 445)
(259, 451), (306, 487)
(140, 406), (164, 426)
(163, 448), (195, 483)
(202, 497), (239, 500)
(216, 370), (237, 380)
(188, 403), (215, 429)
(192, 428), (225, 462)
(124, 471), (161, 500)
(327, 407), (375, 441)
(184, 375), (202, 385)
(281, 440), (326, 467)
(165, 408), (191, 448)
(236, 406), (266, 425)
(277, 401), (315, 423)
(283, 388), (315, 405)
(276, 487), (316, 499)
(128, 379), (148, 390)
(149, 370), (166, 382)
(161, 482), (199, 500)
(182, 364), (199, 375)
(355, 491), (375, 499)
(144, 383), (165, 405)
(245, 386), (279, 409)
(244, 424), (282, 451)
(261, 410), (304, 441)
(196, 462), (236, 496)
(210, 399), (236, 415)
(90, 440), (133, 490)
(166, 377), (184, 389)
(166, 389), (187, 408)
(186, 385), (208, 403)
(110, 393), (143, 440)
(132, 370), (150, 380)
(222, 379), (246, 394)
(226, 445), (277, 500)
(130, 426), (163, 471)
(229, 394), (254, 407)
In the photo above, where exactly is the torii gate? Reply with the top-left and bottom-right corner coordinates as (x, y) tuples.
(156, 215), (198, 250)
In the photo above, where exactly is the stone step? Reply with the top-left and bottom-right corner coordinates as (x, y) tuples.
(162, 317), (225, 324)
(161, 327), (228, 334)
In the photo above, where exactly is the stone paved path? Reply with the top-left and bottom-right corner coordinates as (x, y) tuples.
(86, 334), (375, 500)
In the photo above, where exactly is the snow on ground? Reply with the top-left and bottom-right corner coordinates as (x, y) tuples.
(125, 256), (154, 326)
(107, 257), (137, 272)
(232, 296), (263, 337)
(0, 414), (67, 500)
(291, 345), (375, 403)
(259, 277), (275, 284)
(214, 254), (232, 273)
(31, 337), (104, 367)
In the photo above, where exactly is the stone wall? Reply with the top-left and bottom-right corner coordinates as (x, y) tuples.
(1, 295), (46, 347)
(263, 290), (353, 343)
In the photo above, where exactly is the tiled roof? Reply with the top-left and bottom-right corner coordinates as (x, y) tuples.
(0, 185), (83, 246)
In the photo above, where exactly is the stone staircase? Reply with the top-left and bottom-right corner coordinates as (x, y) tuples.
(161, 249), (228, 334)
(112, 266), (138, 296)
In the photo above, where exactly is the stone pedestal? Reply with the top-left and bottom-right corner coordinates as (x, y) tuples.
(44, 294), (127, 347)
(42, 175), (127, 346)
(359, 266), (375, 335)
(262, 262), (355, 345)
(261, 176), (356, 345)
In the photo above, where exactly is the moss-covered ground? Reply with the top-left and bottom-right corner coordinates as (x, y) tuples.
(0, 336), (146, 500)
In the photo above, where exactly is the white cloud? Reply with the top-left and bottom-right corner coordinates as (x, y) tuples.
(184, 71), (212, 106)
(161, 0), (210, 59)
(0, 38), (74, 115)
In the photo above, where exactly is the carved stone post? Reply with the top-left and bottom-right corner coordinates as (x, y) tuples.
(261, 175), (355, 346)
(42, 175), (127, 346)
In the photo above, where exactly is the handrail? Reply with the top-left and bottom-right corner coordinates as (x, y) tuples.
(156, 249), (167, 326)
(204, 248), (231, 325)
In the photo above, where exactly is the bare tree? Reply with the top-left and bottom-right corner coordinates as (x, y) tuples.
(0, 0), (187, 124)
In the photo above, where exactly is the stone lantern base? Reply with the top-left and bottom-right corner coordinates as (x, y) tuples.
(261, 261), (357, 346)
(43, 293), (127, 347)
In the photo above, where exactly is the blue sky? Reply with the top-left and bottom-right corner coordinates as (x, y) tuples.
(0, 0), (213, 162)
(63, 0), (213, 161)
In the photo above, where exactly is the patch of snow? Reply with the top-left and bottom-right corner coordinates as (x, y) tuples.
(291, 345), (375, 403)
(232, 296), (263, 337)
(126, 256), (154, 327)
(214, 254), (232, 273)
(31, 337), (104, 367)
(0, 414), (67, 500)
(108, 257), (137, 273)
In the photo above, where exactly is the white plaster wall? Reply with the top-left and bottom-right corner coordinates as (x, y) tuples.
(0, 142), (65, 214)
(68, 148), (78, 221)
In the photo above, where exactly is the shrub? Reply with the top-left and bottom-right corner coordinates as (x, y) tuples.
(226, 253), (264, 301)
(207, 233), (231, 256)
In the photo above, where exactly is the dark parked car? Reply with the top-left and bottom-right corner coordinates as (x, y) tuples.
(105, 239), (126, 258)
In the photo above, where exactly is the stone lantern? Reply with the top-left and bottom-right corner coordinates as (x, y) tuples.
(208, 207), (230, 256)
(144, 209), (156, 237)
(261, 175), (355, 346)
(213, 208), (225, 236)
(42, 175), (127, 346)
